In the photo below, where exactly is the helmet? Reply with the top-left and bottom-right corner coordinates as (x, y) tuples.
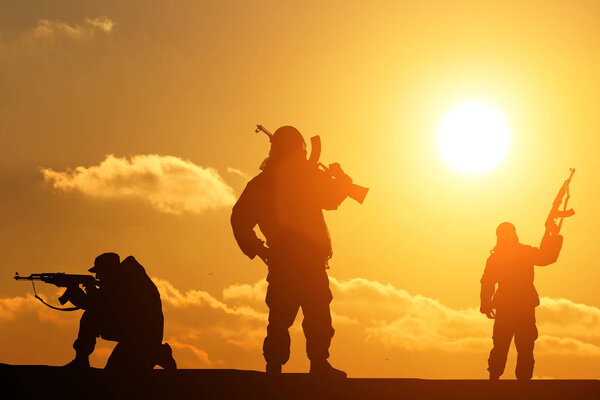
(269, 126), (306, 159)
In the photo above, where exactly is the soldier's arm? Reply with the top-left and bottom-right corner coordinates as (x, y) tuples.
(533, 234), (564, 266)
(61, 286), (90, 309)
(231, 181), (266, 260)
(480, 256), (497, 318)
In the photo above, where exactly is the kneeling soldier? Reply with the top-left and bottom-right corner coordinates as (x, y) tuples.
(63, 252), (176, 371)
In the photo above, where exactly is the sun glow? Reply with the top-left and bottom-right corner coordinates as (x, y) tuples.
(438, 101), (510, 173)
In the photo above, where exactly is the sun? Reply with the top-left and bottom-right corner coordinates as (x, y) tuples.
(438, 101), (510, 173)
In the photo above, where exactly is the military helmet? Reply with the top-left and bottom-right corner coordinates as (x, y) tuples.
(89, 252), (120, 273)
(269, 126), (306, 158)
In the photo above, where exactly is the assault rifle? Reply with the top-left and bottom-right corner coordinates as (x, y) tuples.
(545, 168), (575, 236)
(14, 272), (98, 311)
(255, 124), (369, 204)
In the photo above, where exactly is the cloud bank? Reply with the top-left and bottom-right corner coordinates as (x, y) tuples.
(42, 154), (236, 214)
(3, 275), (600, 375)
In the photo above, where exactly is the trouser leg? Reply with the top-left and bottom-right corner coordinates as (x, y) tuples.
(301, 272), (334, 362)
(105, 341), (157, 372)
(263, 282), (300, 365)
(73, 310), (101, 358)
(514, 309), (538, 381)
(488, 314), (513, 379)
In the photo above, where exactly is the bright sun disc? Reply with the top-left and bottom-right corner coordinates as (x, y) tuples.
(438, 101), (510, 173)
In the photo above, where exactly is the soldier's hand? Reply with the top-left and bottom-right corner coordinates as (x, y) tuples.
(480, 304), (495, 319)
(545, 219), (559, 235)
(328, 163), (344, 176)
(329, 163), (351, 180)
(256, 245), (271, 266)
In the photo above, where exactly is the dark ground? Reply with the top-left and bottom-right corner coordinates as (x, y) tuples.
(1, 364), (598, 400)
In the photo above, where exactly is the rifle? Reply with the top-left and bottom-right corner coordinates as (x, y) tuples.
(255, 124), (369, 204)
(545, 168), (575, 236)
(14, 272), (98, 311)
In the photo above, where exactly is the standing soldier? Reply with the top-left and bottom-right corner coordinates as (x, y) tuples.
(480, 223), (563, 380)
(231, 126), (359, 378)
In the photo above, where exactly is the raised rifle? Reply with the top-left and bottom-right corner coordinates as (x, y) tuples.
(14, 272), (98, 311)
(255, 124), (369, 204)
(545, 168), (575, 236)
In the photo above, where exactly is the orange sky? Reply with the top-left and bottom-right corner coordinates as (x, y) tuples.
(1, 1), (600, 378)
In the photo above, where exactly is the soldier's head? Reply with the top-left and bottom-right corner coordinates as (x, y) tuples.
(89, 252), (120, 280)
(495, 222), (518, 248)
(268, 126), (307, 164)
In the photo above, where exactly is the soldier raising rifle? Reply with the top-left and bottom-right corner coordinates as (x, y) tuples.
(480, 169), (574, 380)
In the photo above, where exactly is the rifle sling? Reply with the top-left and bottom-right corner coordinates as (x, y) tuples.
(31, 281), (80, 312)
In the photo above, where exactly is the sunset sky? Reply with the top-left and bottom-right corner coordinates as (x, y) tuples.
(2, 1), (600, 378)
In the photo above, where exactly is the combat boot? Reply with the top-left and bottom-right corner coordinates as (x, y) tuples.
(63, 356), (90, 369)
(266, 363), (282, 375)
(309, 360), (347, 379)
(156, 343), (177, 370)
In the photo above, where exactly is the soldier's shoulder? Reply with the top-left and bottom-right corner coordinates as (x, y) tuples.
(517, 243), (538, 258)
(486, 252), (498, 264)
(518, 243), (536, 252)
(245, 171), (269, 189)
(248, 171), (265, 183)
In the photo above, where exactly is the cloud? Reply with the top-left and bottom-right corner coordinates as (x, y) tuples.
(328, 277), (600, 357)
(42, 154), (236, 214)
(32, 16), (114, 40)
(227, 167), (250, 180)
(0, 294), (38, 320)
(154, 278), (266, 320)
(329, 277), (489, 352)
(167, 339), (214, 367)
(222, 280), (267, 305)
(3, 275), (600, 376)
(159, 275), (600, 361)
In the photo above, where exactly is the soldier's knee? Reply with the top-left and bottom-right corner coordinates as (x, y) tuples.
(302, 319), (334, 338)
(266, 321), (292, 334)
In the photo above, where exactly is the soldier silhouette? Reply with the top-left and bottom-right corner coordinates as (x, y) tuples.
(63, 253), (176, 372)
(480, 222), (563, 380)
(231, 126), (353, 378)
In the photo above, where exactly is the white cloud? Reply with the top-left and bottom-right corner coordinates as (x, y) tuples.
(0, 294), (38, 320)
(329, 277), (600, 356)
(227, 167), (250, 180)
(42, 154), (236, 214)
(222, 280), (266, 304)
(167, 339), (215, 367)
(154, 278), (266, 320)
(32, 16), (114, 40)
(4, 275), (600, 375)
